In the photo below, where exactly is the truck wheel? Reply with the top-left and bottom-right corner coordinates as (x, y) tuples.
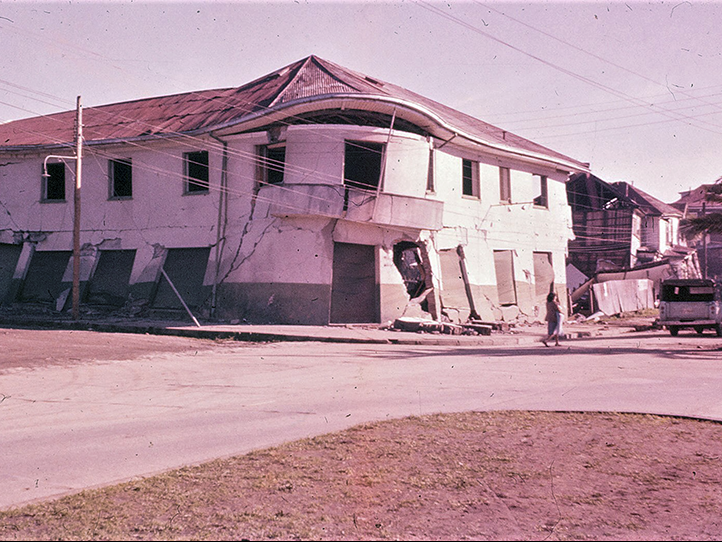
(669, 326), (679, 336)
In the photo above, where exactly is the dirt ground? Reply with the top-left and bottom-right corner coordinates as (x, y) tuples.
(0, 327), (217, 371)
(1, 410), (721, 541)
(2, 326), (722, 540)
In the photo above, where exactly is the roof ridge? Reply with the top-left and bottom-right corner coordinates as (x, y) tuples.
(264, 56), (313, 108)
(268, 55), (366, 107)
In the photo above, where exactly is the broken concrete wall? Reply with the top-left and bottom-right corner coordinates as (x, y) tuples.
(211, 211), (429, 325)
(430, 151), (572, 323)
(206, 126), (441, 325)
(0, 120), (575, 325)
(0, 139), (234, 313)
(334, 219), (424, 325)
(212, 215), (334, 324)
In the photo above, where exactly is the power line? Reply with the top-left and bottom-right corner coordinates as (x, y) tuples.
(415, 0), (722, 137)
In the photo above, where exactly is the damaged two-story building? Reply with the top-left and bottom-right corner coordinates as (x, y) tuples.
(0, 55), (589, 325)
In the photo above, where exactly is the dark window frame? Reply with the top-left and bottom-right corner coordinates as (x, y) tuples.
(533, 174), (548, 208)
(426, 148), (435, 193)
(42, 162), (66, 202)
(109, 158), (133, 199)
(257, 144), (286, 186)
(499, 166), (511, 203)
(462, 158), (480, 198)
(344, 140), (384, 191)
(184, 150), (209, 194)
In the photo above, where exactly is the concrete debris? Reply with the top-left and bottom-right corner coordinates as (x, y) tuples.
(392, 316), (492, 336)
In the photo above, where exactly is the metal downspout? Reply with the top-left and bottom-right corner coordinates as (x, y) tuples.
(210, 134), (229, 318)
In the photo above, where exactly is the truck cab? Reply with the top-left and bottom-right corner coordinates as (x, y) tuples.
(658, 278), (722, 336)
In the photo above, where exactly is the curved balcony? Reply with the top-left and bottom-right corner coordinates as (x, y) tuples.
(262, 183), (443, 231)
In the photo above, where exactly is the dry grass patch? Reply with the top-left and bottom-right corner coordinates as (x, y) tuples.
(2, 411), (722, 540)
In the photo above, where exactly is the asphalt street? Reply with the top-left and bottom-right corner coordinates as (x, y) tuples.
(1, 326), (721, 511)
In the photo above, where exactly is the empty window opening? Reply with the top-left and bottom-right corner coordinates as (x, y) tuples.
(257, 144), (286, 185)
(393, 242), (427, 301)
(499, 167), (511, 203)
(533, 175), (548, 208)
(462, 159), (479, 198)
(493, 249), (517, 306)
(110, 158), (132, 199)
(43, 162), (66, 201)
(344, 141), (383, 191)
(184, 151), (209, 193)
(344, 141), (384, 211)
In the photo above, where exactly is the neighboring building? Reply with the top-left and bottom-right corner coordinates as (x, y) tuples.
(672, 178), (722, 281)
(567, 173), (695, 281)
(0, 55), (589, 325)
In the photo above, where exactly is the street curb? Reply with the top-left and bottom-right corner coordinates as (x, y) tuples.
(0, 315), (545, 346)
(0, 315), (653, 346)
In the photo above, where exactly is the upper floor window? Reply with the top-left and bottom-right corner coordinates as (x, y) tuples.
(462, 159), (480, 198)
(257, 144), (286, 185)
(499, 167), (511, 203)
(42, 162), (65, 201)
(426, 148), (435, 193)
(184, 151), (209, 193)
(109, 158), (132, 199)
(344, 141), (384, 190)
(533, 174), (548, 208)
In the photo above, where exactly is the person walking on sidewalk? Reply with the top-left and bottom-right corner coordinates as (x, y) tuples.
(542, 292), (563, 347)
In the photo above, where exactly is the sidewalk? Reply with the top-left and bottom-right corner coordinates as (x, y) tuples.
(0, 309), (656, 346)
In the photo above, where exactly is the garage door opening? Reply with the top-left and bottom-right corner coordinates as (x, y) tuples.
(86, 250), (136, 307)
(152, 247), (211, 311)
(330, 242), (378, 323)
(18, 251), (71, 305)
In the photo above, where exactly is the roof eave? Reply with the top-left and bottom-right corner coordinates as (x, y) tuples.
(0, 94), (590, 174)
(209, 94), (589, 174)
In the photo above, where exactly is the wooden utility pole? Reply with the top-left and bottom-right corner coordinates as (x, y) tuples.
(72, 96), (83, 320)
(702, 202), (707, 279)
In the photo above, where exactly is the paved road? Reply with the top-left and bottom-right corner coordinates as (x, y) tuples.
(1, 328), (721, 511)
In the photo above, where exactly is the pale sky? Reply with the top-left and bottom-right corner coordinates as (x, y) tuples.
(1, 0), (722, 203)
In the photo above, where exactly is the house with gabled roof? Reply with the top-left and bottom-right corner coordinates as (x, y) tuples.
(0, 55), (589, 325)
(672, 177), (722, 281)
(566, 172), (697, 292)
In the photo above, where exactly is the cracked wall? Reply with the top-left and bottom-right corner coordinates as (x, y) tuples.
(0, 122), (574, 324)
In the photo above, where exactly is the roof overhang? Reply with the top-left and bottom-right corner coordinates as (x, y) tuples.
(208, 94), (590, 174)
(0, 93), (589, 175)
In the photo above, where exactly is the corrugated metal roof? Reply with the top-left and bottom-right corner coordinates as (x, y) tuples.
(612, 182), (682, 217)
(0, 55), (587, 169)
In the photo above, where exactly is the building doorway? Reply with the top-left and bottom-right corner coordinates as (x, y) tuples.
(330, 242), (378, 323)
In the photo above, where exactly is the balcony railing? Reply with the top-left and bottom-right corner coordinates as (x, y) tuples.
(262, 183), (443, 231)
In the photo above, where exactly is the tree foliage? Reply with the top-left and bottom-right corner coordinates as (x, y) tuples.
(679, 182), (722, 242)
(680, 212), (722, 241)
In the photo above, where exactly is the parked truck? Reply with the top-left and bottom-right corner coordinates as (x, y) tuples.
(658, 278), (722, 336)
